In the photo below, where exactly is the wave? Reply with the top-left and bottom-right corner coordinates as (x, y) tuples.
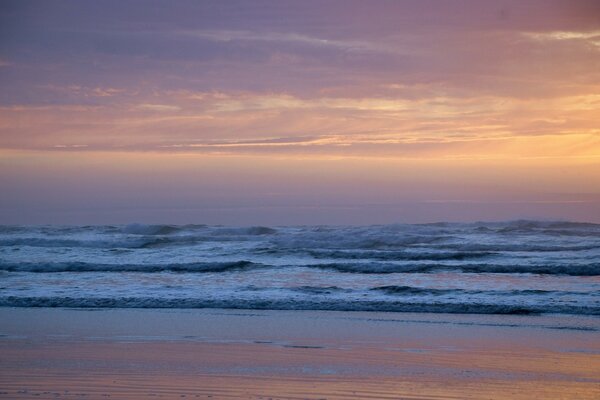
(120, 224), (277, 236)
(290, 286), (349, 294)
(0, 225), (280, 249)
(3, 235), (596, 253)
(311, 262), (600, 276)
(2, 260), (598, 275)
(437, 243), (600, 252)
(215, 226), (278, 235)
(0, 261), (261, 273)
(273, 234), (454, 251)
(307, 250), (497, 261)
(1, 296), (597, 315)
(0, 226), (28, 234)
(494, 220), (600, 234)
(122, 224), (185, 235)
(0, 235), (207, 249)
(369, 286), (580, 296)
(2, 221), (599, 255)
(371, 286), (457, 295)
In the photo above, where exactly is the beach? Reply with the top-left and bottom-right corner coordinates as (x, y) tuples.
(3, 0), (600, 398)
(1, 308), (599, 399)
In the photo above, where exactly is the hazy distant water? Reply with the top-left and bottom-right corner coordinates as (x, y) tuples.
(0, 221), (599, 315)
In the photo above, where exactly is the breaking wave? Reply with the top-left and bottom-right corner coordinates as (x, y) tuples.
(1, 296), (597, 315)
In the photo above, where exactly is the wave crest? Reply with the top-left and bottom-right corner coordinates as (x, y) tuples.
(2, 296), (597, 315)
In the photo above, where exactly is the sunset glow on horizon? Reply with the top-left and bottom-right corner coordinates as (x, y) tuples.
(1, 0), (599, 224)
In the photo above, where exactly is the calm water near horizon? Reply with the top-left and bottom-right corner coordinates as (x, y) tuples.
(1, 220), (599, 315)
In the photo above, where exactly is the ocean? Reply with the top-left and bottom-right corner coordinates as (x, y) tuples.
(0, 221), (598, 315)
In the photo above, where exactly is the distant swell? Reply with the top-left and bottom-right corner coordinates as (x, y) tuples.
(0, 226), (280, 249)
(1, 296), (598, 315)
(122, 224), (277, 236)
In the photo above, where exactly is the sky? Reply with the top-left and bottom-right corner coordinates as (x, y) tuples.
(1, 0), (599, 225)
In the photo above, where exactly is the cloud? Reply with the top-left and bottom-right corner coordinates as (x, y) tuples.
(1, 1), (599, 160)
(52, 144), (88, 148)
(135, 103), (181, 112)
(524, 29), (600, 41)
(91, 87), (125, 97)
(2, 86), (599, 161)
(208, 93), (413, 113)
(177, 29), (403, 55)
(523, 29), (600, 49)
(40, 85), (127, 98)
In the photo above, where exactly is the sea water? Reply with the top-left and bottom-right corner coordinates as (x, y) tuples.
(0, 221), (598, 315)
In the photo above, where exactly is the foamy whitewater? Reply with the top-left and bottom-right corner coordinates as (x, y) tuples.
(0, 221), (599, 315)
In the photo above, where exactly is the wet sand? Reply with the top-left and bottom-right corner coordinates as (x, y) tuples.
(1, 308), (599, 399)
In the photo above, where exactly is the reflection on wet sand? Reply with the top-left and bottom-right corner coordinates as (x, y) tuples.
(2, 337), (599, 399)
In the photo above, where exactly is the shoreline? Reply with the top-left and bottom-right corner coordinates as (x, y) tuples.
(1, 308), (599, 399)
